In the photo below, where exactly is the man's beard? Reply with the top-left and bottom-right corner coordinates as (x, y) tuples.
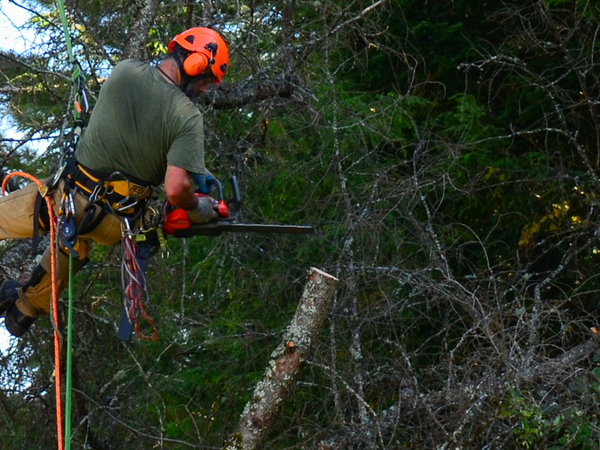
(182, 80), (202, 103)
(181, 74), (214, 103)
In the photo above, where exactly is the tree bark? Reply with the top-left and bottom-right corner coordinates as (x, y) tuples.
(201, 74), (297, 109)
(123, 0), (160, 60)
(223, 267), (339, 450)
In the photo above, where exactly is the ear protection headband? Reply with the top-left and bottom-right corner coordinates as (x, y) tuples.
(182, 42), (218, 77)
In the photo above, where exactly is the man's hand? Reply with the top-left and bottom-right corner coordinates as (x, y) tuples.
(185, 196), (218, 223)
(194, 171), (215, 195)
(165, 165), (219, 223)
(165, 165), (198, 209)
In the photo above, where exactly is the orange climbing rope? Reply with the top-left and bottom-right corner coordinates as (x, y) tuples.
(1, 172), (64, 450)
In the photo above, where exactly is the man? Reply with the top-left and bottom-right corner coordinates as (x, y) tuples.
(0, 27), (229, 337)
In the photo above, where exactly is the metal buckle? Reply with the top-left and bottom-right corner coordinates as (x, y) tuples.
(50, 161), (67, 188)
(89, 183), (105, 203)
(115, 196), (138, 212)
(59, 192), (75, 219)
(140, 206), (161, 232)
(121, 217), (134, 238)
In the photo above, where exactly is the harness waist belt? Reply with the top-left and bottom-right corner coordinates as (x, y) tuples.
(66, 162), (153, 217)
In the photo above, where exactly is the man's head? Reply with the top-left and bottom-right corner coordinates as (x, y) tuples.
(168, 27), (229, 99)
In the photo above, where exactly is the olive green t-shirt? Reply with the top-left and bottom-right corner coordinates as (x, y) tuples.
(76, 59), (206, 186)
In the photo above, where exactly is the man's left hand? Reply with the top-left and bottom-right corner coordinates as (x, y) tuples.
(185, 195), (218, 223)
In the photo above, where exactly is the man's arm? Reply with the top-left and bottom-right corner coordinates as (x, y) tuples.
(165, 165), (217, 223)
(165, 165), (197, 209)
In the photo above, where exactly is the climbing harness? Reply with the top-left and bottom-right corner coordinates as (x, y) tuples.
(57, 159), (159, 344)
(63, 161), (153, 219)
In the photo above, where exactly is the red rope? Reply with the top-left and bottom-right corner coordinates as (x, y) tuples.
(2, 173), (63, 450)
(121, 228), (158, 341)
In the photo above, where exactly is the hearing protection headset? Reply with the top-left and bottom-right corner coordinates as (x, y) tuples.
(168, 27), (229, 82)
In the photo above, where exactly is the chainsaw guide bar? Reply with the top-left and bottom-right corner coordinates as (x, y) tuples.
(173, 220), (315, 238)
(165, 176), (315, 238)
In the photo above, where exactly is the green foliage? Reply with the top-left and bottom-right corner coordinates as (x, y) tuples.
(4, 0), (600, 448)
(498, 369), (600, 450)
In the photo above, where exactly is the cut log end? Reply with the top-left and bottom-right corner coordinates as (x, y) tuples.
(309, 267), (339, 282)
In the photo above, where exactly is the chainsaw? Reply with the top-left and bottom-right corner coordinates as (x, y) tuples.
(162, 175), (315, 237)
(118, 175), (314, 342)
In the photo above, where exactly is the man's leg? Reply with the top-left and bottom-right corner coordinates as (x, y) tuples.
(0, 183), (125, 336)
(0, 181), (53, 335)
(1, 188), (125, 336)
(0, 181), (52, 239)
(0, 181), (86, 335)
(1, 240), (91, 336)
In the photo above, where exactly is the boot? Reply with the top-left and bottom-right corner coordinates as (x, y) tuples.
(0, 280), (36, 337)
(4, 305), (35, 337)
(0, 280), (20, 315)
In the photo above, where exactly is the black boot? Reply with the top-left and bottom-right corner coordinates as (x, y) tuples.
(0, 280), (35, 337)
(4, 305), (35, 337)
(0, 280), (20, 315)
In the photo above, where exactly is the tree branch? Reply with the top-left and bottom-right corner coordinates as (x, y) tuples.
(201, 73), (297, 109)
(123, 0), (160, 60)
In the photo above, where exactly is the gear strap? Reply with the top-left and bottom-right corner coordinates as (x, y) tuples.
(77, 203), (106, 235)
(32, 189), (51, 254)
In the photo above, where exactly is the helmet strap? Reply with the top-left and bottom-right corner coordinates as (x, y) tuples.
(172, 51), (186, 83)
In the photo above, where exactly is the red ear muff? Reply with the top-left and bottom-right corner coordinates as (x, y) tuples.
(183, 52), (210, 77)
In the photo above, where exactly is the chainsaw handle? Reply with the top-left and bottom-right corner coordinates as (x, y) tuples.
(207, 177), (224, 201)
(201, 178), (229, 218)
(227, 176), (242, 220)
(195, 174), (245, 219)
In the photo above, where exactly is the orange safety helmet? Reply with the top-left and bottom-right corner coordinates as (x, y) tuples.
(168, 27), (229, 83)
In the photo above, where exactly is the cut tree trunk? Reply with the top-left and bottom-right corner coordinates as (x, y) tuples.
(223, 267), (339, 450)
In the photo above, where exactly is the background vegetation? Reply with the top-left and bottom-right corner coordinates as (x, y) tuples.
(2, 0), (600, 448)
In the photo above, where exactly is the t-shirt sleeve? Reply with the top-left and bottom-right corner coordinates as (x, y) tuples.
(166, 107), (207, 174)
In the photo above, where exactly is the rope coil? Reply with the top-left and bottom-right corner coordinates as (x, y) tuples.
(121, 222), (158, 341)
